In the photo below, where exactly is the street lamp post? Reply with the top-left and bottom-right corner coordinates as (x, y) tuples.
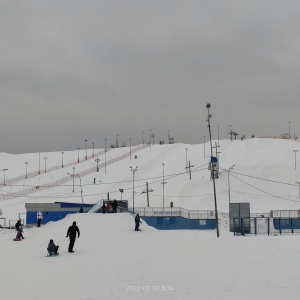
(44, 157), (48, 173)
(95, 158), (100, 172)
(149, 129), (152, 149)
(92, 143), (95, 157)
(217, 125), (220, 146)
(61, 151), (64, 168)
(185, 148), (188, 169)
(206, 103), (220, 238)
(77, 148), (80, 163)
(72, 167), (75, 192)
(130, 139), (132, 161)
(130, 166), (138, 214)
(288, 121), (291, 139)
(25, 162), (28, 179)
(116, 135), (119, 148)
(296, 181), (300, 201)
(119, 189), (124, 200)
(1, 169), (8, 185)
(228, 165), (235, 205)
(85, 139), (88, 160)
(293, 150), (299, 169)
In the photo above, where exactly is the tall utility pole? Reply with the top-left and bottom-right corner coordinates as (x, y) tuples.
(92, 143), (95, 157)
(217, 125), (220, 146)
(130, 166), (138, 214)
(206, 103), (220, 238)
(116, 134), (119, 148)
(229, 125), (233, 141)
(149, 129), (152, 149)
(293, 150), (299, 169)
(288, 121), (291, 139)
(185, 161), (194, 180)
(228, 165), (235, 205)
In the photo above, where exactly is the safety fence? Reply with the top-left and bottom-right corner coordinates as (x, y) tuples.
(0, 148), (112, 188)
(0, 144), (149, 200)
(131, 207), (216, 220)
(231, 217), (300, 236)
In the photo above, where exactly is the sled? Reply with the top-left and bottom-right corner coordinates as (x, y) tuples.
(13, 238), (22, 241)
(47, 252), (59, 257)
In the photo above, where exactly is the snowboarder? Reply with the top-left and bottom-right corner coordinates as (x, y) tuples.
(37, 211), (43, 227)
(112, 200), (118, 213)
(66, 221), (80, 253)
(135, 213), (142, 231)
(47, 239), (59, 256)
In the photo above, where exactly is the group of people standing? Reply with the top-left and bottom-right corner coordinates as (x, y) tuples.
(101, 200), (118, 214)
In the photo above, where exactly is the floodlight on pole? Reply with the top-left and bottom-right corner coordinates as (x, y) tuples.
(228, 165), (235, 205)
(95, 158), (100, 172)
(206, 103), (220, 238)
(44, 157), (48, 173)
(61, 151), (64, 168)
(296, 181), (300, 201)
(77, 148), (80, 163)
(130, 166), (138, 214)
(1, 169), (8, 186)
(25, 162), (28, 179)
(185, 148), (188, 169)
(293, 150), (299, 169)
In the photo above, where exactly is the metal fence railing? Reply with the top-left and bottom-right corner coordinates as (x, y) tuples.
(231, 217), (300, 236)
(130, 207), (216, 219)
(0, 144), (149, 201)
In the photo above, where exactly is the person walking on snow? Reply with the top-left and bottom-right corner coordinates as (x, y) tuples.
(66, 221), (80, 253)
(135, 213), (142, 231)
(37, 211), (43, 227)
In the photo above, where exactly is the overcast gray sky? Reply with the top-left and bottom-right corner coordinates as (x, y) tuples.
(1, 0), (300, 154)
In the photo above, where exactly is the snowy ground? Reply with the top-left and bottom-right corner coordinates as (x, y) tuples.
(1, 138), (300, 299)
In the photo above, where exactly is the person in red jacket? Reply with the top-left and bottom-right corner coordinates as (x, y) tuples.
(66, 221), (80, 253)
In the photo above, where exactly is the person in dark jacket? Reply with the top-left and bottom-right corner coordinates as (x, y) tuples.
(112, 200), (118, 213)
(135, 214), (142, 231)
(66, 221), (80, 253)
(101, 203), (106, 214)
(15, 219), (22, 232)
(47, 239), (59, 255)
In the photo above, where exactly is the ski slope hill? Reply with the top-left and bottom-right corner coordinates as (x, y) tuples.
(1, 139), (300, 300)
(1, 138), (300, 221)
